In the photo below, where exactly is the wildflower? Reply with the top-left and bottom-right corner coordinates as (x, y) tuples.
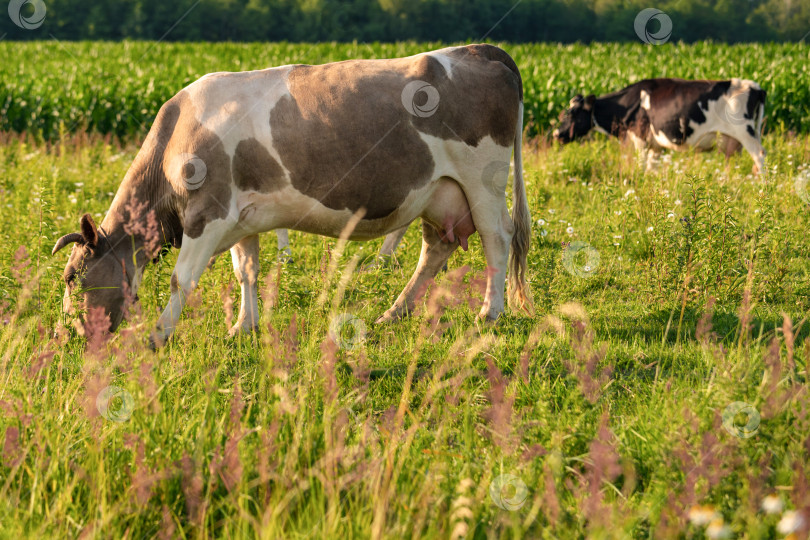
(566, 226), (574, 235)
(777, 511), (805, 534)
(706, 518), (732, 539)
(667, 212), (675, 219)
(614, 210), (622, 216)
(537, 218), (546, 226)
(646, 226), (654, 232)
(674, 199), (682, 205)
(688, 504), (720, 526)
(540, 229), (547, 237)
(623, 189), (635, 198)
(761, 494), (783, 514)
(548, 209), (555, 214)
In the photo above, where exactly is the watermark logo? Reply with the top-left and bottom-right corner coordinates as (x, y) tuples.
(169, 153), (207, 191)
(329, 313), (367, 350)
(489, 474), (528, 511)
(481, 160), (511, 197)
(562, 241), (600, 278)
(721, 401), (760, 438)
(401, 80), (440, 118)
(96, 386), (134, 422)
(8, 0), (46, 29)
(634, 8), (672, 45)
(724, 91), (749, 125)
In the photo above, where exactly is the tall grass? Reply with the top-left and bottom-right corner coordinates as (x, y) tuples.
(1, 130), (809, 537)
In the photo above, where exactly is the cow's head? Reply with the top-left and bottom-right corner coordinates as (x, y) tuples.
(553, 94), (596, 143)
(52, 214), (128, 332)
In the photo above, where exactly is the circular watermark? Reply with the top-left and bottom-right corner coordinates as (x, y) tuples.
(481, 160), (511, 197)
(169, 153), (207, 191)
(329, 313), (367, 350)
(724, 92), (749, 125)
(489, 474), (528, 511)
(8, 0), (46, 30)
(794, 170), (810, 205)
(562, 241), (600, 278)
(634, 8), (672, 45)
(721, 401), (760, 438)
(401, 80), (440, 118)
(96, 386), (134, 422)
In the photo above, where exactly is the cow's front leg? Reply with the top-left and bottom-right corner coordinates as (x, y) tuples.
(645, 148), (661, 172)
(728, 130), (766, 175)
(376, 222), (457, 323)
(151, 228), (228, 347)
(229, 234), (260, 336)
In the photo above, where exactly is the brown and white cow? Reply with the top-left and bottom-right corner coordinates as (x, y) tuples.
(553, 78), (766, 173)
(52, 44), (534, 345)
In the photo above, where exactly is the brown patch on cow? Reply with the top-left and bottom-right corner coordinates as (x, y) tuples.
(415, 45), (521, 147)
(269, 44), (521, 219)
(104, 91), (233, 240)
(233, 138), (286, 193)
(270, 66), (435, 220)
(159, 92), (233, 239)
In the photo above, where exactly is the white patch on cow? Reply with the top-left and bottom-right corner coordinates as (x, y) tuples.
(427, 52), (455, 78)
(592, 113), (610, 136)
(185, 67), (296, 184)
(640, 90), (651, 111)
(649, 125), (682, 151)
(626, 130), (647, 151)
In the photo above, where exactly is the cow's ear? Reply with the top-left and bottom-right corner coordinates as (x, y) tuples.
(584, 94), (596, 110)
(80, 214), (99, 248)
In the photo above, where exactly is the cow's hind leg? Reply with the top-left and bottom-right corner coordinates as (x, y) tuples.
(376, 222), (456, 323)
(363, 224), (411, 270)
(229, 234), (260, 336)
(379, 224), (409, 257)
(468, 197), (514, 321)
(276, 229), (292, 263)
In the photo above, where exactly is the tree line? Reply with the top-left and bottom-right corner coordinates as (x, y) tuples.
(3, 0), (809, 43)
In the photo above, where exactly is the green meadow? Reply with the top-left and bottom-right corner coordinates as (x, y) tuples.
(0, 42), (809, 539)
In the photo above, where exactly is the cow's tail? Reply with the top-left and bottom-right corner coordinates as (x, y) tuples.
(508, 101), (535, 316)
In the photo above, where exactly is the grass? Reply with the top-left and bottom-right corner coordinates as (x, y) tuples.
(0, 127), (808, 538)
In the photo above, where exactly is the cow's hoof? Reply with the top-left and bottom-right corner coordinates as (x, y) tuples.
(228, 323), (259, 337)
(277, 247), (294, 264)
(477, 307), (502, 322)
(148, 332), (166, 351)
(375, 307), (408, 324)
(362, 255), (397, 272)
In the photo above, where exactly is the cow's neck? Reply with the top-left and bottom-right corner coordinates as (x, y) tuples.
(591, 98), (622, 137)
(592, 87), (641, 137)
(99, 168), (182, 295)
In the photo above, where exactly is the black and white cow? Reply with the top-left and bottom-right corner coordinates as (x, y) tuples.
(52, 44), (534, 345)
(553, 78), (766, 173)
